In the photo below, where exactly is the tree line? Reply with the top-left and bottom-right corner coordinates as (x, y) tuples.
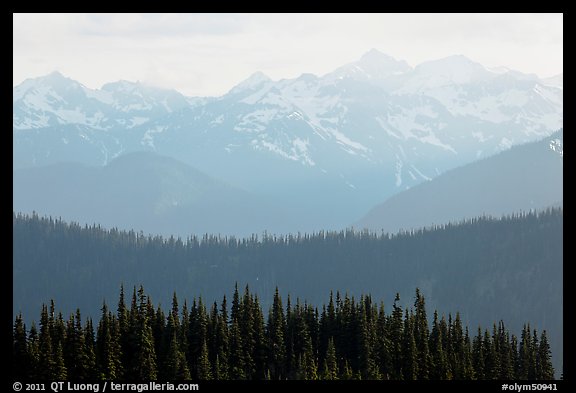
(13, 208), (563, 324)
(13, 285), (554, 380)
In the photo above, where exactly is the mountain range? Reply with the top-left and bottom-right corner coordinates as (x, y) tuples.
(13, 49), (563, 234)
(13, 152), (304, 236)
(357, 129), (563, 233)
(13, 49), (564, 376)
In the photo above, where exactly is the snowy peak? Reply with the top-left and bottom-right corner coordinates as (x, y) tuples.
(101, 80), (189, 114)
(12, 71), (103, 130)
(358, 48), (411, 73)
(410, 55), (490, 86)
(229, 71), (272, 94)
(102, 80), (143, 94)
(13, 52), (562, 189)
(13, 72), (189, 130)
(542, 74), (563, 89)
(13, 71), (85, 101)
(328, 49), (411, 81)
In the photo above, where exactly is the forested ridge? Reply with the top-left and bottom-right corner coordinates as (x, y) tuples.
(13, 285), (554, 380)
(13, 208), (563, 376)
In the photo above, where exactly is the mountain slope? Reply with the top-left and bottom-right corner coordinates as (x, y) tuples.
(14, 51), (563, 187)
(13, 50), (563, 233)
(13, 152), (298, 236)
(356, 130), (563, 232)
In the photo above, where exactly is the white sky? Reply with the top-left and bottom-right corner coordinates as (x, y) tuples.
(13, 13), (563, 97)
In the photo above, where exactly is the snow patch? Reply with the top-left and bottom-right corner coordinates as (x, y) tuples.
(472, 131), (489, 143)
(141, 126), (166, 149)
(410, 164), (431, 181)
(127, 116), (148, 128)
(395, 157), (403, 187)
(498, 137), (513, 150)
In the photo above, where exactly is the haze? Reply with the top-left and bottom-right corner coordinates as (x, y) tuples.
(13, 13), (563, 97)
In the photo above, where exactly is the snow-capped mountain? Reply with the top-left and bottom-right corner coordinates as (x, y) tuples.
(542, 73), (563, 90)
(13, 50), (563, 230)
(13, 71), (190, 131)
(357, 129), (563, 233)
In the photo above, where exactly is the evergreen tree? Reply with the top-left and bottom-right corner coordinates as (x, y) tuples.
(53, 312), (67, 357)
(518, 324), (532, 380)
(162, 314), (190, 380)
(27, 323), (40, 379)
(429, 311), (449, 380)
(96, 303), (122, 379)
(187, 298), (208, 379)
(438, 315), (452, 379)
(358, 296), (380, 379)
(197, 339), (213, 380)
(84, 318), (98, 379)
(341, 359), (353, 380)
(389, 293), (404, 380)
(171, 292), (181, 333)
(484, 328), (501, 379)
(375, 302), (392, 379)
(319, 291), (337, 360)
(472, 327), (485, 380)
(38, 304), (56, 379)
(153, 306), (166, 365)
(298, 316), (318, 380)
(401, 309), (418, 380)
(321, 337), (338, 380)
(511, 334), (519, 378)
(64, 309), (89, 379)
(536, 331), (554, 380)
(13, 314), (28, 379)
(529, 330), (539, 380)
(462, 327), (475, 379)
(414, 289), (431, 379)
(13, 283), (555, 381)
(116, 284), (130, 379)
(53, 341), (68, 380)
(214, 296), (230, 379)
(132, 286), (157, 379)
(252, 295), (268, 380)
(284, 295), (296, 379)
(228, 318), (245, 379)
(450, 313), (465, 379)
(240, 286), (256, 378)
(267, 287), (286, 379)
(497, 321), (514, 379)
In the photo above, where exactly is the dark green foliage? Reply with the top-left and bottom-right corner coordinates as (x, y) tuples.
(129, 287), (157, 380)
(321, 337), (338, 380)
(472, 327), (485, 380)
(13, 314), (28, 379)
(197, 339), (212, 380)
(414, 289), (431, 379)
(14, 286), (553, 380)
(485, 328), (501, 379)
(54, 342), (68, 380)
(96, 303), (122, 379)
(389, 293), (404, 380)
(13, 209), (562, 375)
(27, 323), (40, 379)
(64, 309), (90, 380)
(536, 331), (554, 380)
(38, 304), (57, 379)
(401, 309), (418, 380)
(267, 287), (286, 380)
(430, 311), (448, 380)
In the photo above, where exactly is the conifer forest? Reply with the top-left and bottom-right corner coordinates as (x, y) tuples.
(13, 284), (554, 380)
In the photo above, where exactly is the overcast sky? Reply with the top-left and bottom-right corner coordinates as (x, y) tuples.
(13, 13), (563, 97)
